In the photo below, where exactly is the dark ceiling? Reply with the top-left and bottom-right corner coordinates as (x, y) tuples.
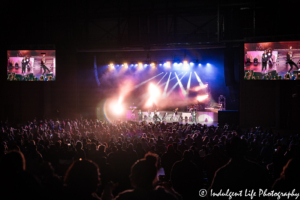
(5, 0), (300, 51)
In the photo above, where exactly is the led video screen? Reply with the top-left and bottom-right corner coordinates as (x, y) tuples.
(7, 50), (56, 81)
(244, 41), (300, 80)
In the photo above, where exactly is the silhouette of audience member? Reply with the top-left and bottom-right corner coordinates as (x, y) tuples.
(97, 156), (113, 195)
(172, 142), (182, 157)
(171, 150), (201, 200)
(63, 159), (101, 200)
(24, 140), (43, 175)
(107, 153), (179, 200)
(75, 141), (86, 160)
(87, 143), (101, 165)
(135, 142), (146, 159)
(204, 145), (229, 185)
(271, 158), (300, 200)
(0, 151), (41, 200)
(185, 134), (194, 148)
(178, 140), (188, 154)
(126, 143), (138, 167)
(161, 144), (181, 181)
(98, 145), (108, 159)
(267, 146), (288, 180)
(38, 162), (63, 200)
(208, 136), (269, 199)
(109, 143), (131, 193)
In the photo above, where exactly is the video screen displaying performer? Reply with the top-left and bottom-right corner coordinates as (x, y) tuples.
(7, 50), (56, 81)
(244, 41), (300, 80)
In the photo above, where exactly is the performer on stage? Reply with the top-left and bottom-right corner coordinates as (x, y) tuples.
(262, 50), (268, 73)
(153, 110), (161, 122)
(131, 108), (136, 121)
(287, 50), (299, 74)
(267, 49), (273, 66)
(162, 112), (167, 121)
(138, 109), (142, 121)
(173, 108), (178, 121)
(192, 108), (197, 123)
(41, 54), (51, 75)
(21, 56), (27, 75)
(179, 113), (183, 122)
(26, 56), (30, 70)
(189, 106), (194, 113)
(147, 109), (151, 120)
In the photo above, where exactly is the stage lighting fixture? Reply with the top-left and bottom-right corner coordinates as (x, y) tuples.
(146, 83), (161, 107)
(151, 62), (156, 68)
(207, 63), (211, 66)
(183, 60), (189, 71)
(190, 62), (194, 66)
(138, 62), (143, 69)
(159, 64), (162, 66)
(109, 63), (114, 69)
(198, 64), (201, 66)
(163, 62), (171, 68)
(124, 63), (128, 68)
(114, 103), (124, 114)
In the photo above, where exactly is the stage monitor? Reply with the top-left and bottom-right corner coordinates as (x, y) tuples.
(7, 50), (56, 81)
(244, 41), (300, 80)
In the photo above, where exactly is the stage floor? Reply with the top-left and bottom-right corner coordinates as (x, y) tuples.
(126, 110), (218, 126)
(128, 119), (218, 126)
(7, 66), (56, 79)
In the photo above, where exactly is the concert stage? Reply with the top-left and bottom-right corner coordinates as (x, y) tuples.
(126, 110), (218, 124)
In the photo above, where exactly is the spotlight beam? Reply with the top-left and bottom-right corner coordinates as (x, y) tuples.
(162, 72), (172, 98)
(194, 71), (203, 86)
(157, 72), (168, 85)
(174, 72), (187, 96)
(159, 72), (183, 87)
(187, 72), (192, 92)
(134, 72), (164, 89)
(166, 72), (187, 97)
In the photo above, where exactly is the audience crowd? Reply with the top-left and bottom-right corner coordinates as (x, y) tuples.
(0, 118), (299, 200)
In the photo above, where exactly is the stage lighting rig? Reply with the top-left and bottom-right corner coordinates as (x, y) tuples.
(109, 63), (114, 69)
(138, 62), (143, 69)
